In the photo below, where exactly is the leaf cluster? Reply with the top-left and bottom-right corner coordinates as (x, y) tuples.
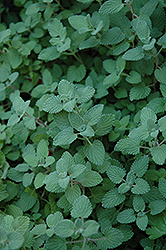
(2, 0), (166, 249)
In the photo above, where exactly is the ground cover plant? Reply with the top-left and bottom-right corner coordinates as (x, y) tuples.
(1, 0), (166, 249)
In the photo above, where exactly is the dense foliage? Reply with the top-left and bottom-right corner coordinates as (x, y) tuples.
(1, 0), (166, 249)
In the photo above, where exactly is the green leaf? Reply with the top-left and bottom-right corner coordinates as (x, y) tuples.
(31, 224), (46, 236)
(7, 48), (22, 69)
(23, 144), (38, 167)
(25, 3), (40, 15)
(76, 0), (93, 2)
(106, 165), (126, 184)
(8, 232), (24, 249)
(151, 144), (166, 165)
(159, 179), (166, 199)
(58, 80), (75, 99)
(155, 66), (166, 84)
(31, 85), (48, 98)
(118, 183), (131, 194)
(149, 200), (166, 215)
(99, 0), (124, 14)
(130, 156), (149, 177)
(69, 164), (86, 178)
(38, 46), (60, 61)
(16, 191), (36, 212)
(117, 209), (136, 223)
(126, 171), (135, 185)
(54, 111), (71, 130)
(43, 171), (64, 193)
(122, 47), (144, 61)
(57, 195), (72, 212)
(22, 173), (35, 187)
(0, 29), (11, 43)
(54, 219), (74, 238)
(102, 188), (125, 208)
(146, 224), (166, 240)
(115, 137), (140, 155)
(76, 86), (95, 103)
(6, 205), (23, 218)
(83, 104), (104, 126)
(42, 95), (63, 114)
(116, 56), (126, 74)
(117, 225), (134, 242)
(34, 173), (45, 189)
(79, 36), (99, 50)
(131, 178), (150, 195)
(157, 34), (166, 48)
(0, 184), (9, 201)
(83, 140), (105, 165)
(140, 107), (157, 125)
(63, 99), (76, 112)
(101, 27), (125, 45)
(128, 125), (148, 142)
(143, 38), (156, 51)
(158, 115), (166, 132)
(147, 97), (165, 114)
(65, 185), (81, 204)
(7, 114), (20, 127)
(0, 64), (10, 82)
(136, 20), (150, 41)
(48, 18), (64, 37)
(95, 114), (115, 136)
(67, 65), (86, 82)
(23, 115), (36, 130)
(56, 151), (74, 175)
(46, 211), (63, 229)
(45, 236), (67, 250)
(68, 15), (91, 34)
(141, 0), (158, 15)
(53, 127), (77, 146)
(113, 41), (130, 55)
(133, 196), (145, 212)
(0, 83), (6, 101)
(129, 83), (151, 101)
(102, 227), (124, 249)
(45, 156), (55, 167)
(42, 69), (52, 85)
(13, 96), (30, 117)
(103, 59), (116, 73)
(80, 124), (95, 137)
(59, 176), (70, 189)
(9, 72), (19, 84)
(103, 72), (120, 86)
(82, 220), (99, 237)
(56, 151), (74, 172)
(81, 170), (103, 187)
(136, 213), (148, 231)
(37, 139), (48, 158)
(71, 195), (92, 218)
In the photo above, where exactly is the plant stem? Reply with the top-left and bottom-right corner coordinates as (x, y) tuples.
(88, 237), (105, 241)
(156, 46), (163, 56)
(85, 136), (92, 145)
(152, 48), (159, 70)
(66, 239), (84, 244)
(25, 112), (49, 129)
(69, 49), (83, 64)
(75, 105), (81, 115)
(159, 139), (166, 146)
(96, 0), (102, 6)
(152, 47), (159, 89)
(82, 237), (86, 249)
(139, 146), (150, 150)
(125, 1), (138, 19)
